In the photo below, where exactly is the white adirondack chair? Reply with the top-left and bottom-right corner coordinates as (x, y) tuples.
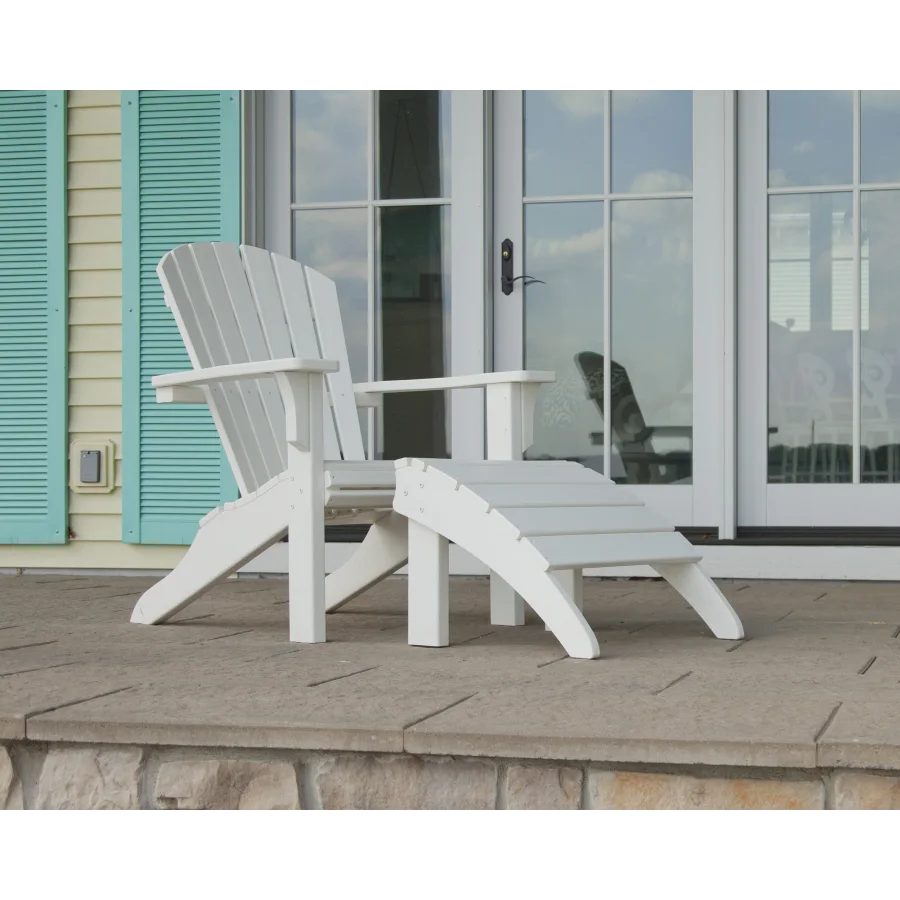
(130, 243), (744, 660)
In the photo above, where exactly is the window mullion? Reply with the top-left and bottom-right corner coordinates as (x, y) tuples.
(852, 90), (862, 484)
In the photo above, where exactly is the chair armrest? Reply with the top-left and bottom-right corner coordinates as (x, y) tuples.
(354, 372), (555, 458)
(589, 425), (694, 446)
(152, 357), (339, 392)
(353, 370), (555, 399)
(644, 425), (693, 440)
(156, 386), (208, 404)
(157, 382), (379, 408)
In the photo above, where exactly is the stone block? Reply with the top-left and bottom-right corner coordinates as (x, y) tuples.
(1, 746), (23, 810)
(37, 746), (143, 809)
(155, 759), (299, 810)
(589, 770), (824, 810)
(832, 772), (900, 809)
(505, 765), (582, 809)
(314, 755), (496, 809)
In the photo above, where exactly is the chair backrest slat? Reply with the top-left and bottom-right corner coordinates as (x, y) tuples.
(303, 266), (366, 461)
(191, 243), (286, 481)
(209, 243), (288, 474)
(264, 249), (341, 460)
(159, 249), (262, 495)
(155, 243), (364, 496)
(241, 245), (340, 459)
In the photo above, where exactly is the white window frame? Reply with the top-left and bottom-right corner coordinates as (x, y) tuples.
(492, 90), (737, 532)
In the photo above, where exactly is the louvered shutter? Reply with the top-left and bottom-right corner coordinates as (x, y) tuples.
(0, 91), (67, 544)
(122, 91), (240, 545)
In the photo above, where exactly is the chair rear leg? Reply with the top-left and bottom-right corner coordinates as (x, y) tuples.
(325, 512), (409, 612)
(490, 575), (525, 626)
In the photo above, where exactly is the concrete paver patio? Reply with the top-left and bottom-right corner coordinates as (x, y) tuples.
(3, 572), (900, 807)
(1, 572), (898, 769)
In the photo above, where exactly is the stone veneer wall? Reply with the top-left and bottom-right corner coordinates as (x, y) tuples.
(3, 742), (900, 809)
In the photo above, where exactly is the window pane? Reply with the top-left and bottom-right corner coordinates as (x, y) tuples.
(860, 190), (900, 482)
(768, 91), (853, 188)
(292, 91), (368, 203)
(524, 202), (605, 474)
(378, 206), (450, 458)
(610, 198), (692, 485)
(378, 91), (450, 200)
(768, 193), (853, 483)
(611, 91), (692, 194)
(293, 208), (368, 385)
(524, 91), (604, 197)
(861, 91), (900, 184)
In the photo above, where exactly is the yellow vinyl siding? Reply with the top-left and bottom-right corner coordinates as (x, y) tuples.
(67, 91), (122, 545)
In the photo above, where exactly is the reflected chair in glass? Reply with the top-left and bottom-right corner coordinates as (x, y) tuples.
(574, 351), (692, 485)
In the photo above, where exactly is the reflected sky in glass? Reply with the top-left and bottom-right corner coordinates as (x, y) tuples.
(611, 198), (692, 412)
(524, 91), (604, 197)
(861, 91), (900, 184)
(524, 202), (604, 471)
(611, 91), (692, 194)
(292, 91), (368, 203)
(768, 91), (853, 188)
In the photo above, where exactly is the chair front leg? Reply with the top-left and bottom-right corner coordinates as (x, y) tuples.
(485, 382), (539, 626)
(276, 371), (326, 644)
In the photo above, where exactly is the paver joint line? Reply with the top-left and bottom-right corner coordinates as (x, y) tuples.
(814, 702), (844, 744)
(536, 655), (568, 669)
(652, 671), (693, 696)
(725, 638), (750, 653)
(23, 686), (136, 731)
(307, 666), (380, 688)
(858, 656), (877, 676)
(0, 640), (57, 653)
(402, 693), (478, 733)
(0, 662), (81, 680)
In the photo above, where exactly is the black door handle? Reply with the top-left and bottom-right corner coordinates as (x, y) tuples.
(500, 238), (545, 295)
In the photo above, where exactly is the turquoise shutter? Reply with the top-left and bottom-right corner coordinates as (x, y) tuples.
(0, 91), (67, 544)
(122, 91), (240, 545)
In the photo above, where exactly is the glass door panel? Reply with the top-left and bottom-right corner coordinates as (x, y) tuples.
(495, 90), (704, 527)
(270, 90), (452, 459)
(739, 90), (900, 526)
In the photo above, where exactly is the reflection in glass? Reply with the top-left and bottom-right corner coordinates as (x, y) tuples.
(378, 205), (451, 459)
(610, 199), (693, 484)
(611, 91), (692, 194)
(524, 91), (604, 197)
(378, 91), (450, 200)
(292, 91), (368, 203)
(861, 91), (900, 184)
(768, 91), (853, 188)
(768, 193), (853, 483)
(860, 191), (900, 482)
(524, 202), (605, 474)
